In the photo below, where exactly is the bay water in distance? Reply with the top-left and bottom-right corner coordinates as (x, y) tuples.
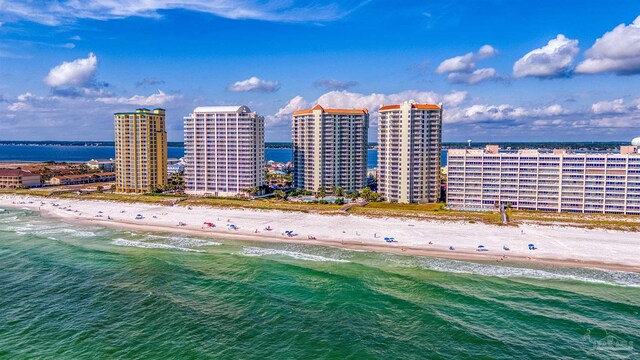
(0, 144), (448, 167)
(1, 208), (639, 359)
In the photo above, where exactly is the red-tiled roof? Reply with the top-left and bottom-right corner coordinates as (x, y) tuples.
(0, 169), (36, 177)
(53, 172), (116, 180)
(379, 103), (441, 111)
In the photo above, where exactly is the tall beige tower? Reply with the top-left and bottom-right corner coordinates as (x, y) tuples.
(377, 101), (442, 203)
(114, 108), (168, 193)
(292, 105), (369, 193)
(183, 106), (264, 197)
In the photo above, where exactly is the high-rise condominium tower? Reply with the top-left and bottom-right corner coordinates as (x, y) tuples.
(377, 101), (442, 203)
(292, 105), (369, 193)
(184, 106), (264, 197)
(114, 108), (167, 193)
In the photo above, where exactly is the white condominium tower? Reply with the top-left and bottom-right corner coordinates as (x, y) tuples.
(114, 108), (168, 193)
(292, 105), (369, 193)
(184, 106), (265, 197)
(377, 101), (443, 203)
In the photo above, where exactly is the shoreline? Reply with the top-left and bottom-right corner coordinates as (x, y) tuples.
(3, 194), (640, 273)
(65, 216), (640, 273)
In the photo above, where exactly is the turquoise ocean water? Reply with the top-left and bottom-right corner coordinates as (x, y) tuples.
(1, 207), (639, 359)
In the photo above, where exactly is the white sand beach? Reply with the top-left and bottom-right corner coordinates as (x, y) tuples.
(2, 194), (640, 272)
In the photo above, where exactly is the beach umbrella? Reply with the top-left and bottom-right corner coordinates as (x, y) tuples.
(477, 245), (485, 248)
(528, 244), (535, 247)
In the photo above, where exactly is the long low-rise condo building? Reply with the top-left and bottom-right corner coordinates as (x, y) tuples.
(447, 145), (640, 214)
(0, 169), (41, 189)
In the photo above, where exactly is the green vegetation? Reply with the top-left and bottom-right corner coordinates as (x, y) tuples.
(166, 173), (184, 192)
(3, 188), (640, 231)
(273, 190), (288, 200)
(359, 187), (383, 202)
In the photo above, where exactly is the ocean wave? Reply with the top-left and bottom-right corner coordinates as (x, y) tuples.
(145, 234), (221, 247)
(241, 247), (350, 263)
(389, 256), (640, 287)
(0, 215), (19, 224)
(112, 238), (205, 253)
(4, 224), (38, 233)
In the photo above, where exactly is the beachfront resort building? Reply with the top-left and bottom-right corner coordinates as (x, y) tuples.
(183, 106), (265, 197)
(447, 145), (640, 215)
(377, 101), (443, 203)
(50, 172), (116, 186)
(113, 108), (168, 193)
(86, 158), (115, 172)
(292, 105), (369, 193)
(0, 169), (41, 188)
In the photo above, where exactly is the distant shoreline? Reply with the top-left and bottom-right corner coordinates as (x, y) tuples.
(0, 141), (631, 151)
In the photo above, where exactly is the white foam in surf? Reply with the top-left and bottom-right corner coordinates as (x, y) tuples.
(241, 247), (350, 262)
(146, 234), (221, 247)
(391, 256), (640, 287)
(112, 238), (206, 253)
(60, 228), (99, 237)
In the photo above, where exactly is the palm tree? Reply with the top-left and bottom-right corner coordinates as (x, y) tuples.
(335, 186), (345, 197)
(273, 190), (287, 200)
(316, 186), (326, 199)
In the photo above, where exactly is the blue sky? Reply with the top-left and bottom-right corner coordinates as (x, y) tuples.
(1, 0), (640, 142)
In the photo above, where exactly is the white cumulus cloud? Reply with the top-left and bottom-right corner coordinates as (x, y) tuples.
(447, 68), (498, 85)
(476, 44), (498, 59)
(275, 96), (308, 117)
(513, 35), (579, 78)
(227, 76), (280, 93)
(436, 45), (499, 84)
(43, 52), (97, 87)
(591, 99), (627, 114)
(575, 16), (640, 75)
(270, 90), (467, 129)
(96, 90), (177, 106)
(436, 53), (476, 74)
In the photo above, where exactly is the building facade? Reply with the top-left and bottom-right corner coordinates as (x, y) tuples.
(184, 106), (264, 197)
(114, 108), (168, 193)
(50, 172), (116, 186)
(377, 101), (442, 203)
(292, 105), (369, 193)
(0, 169), (41, 188)
(86, 159), (115, 172)
(447, 145), (640, 215)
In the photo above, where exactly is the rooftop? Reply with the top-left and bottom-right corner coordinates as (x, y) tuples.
(52, 172), (116, 180)
(293, 104), (368, 116)
(379, 103), (441, 111)
(448, 145), (640, 156)
(193, 105), (252, 113)
(0, 169), (37, 177)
